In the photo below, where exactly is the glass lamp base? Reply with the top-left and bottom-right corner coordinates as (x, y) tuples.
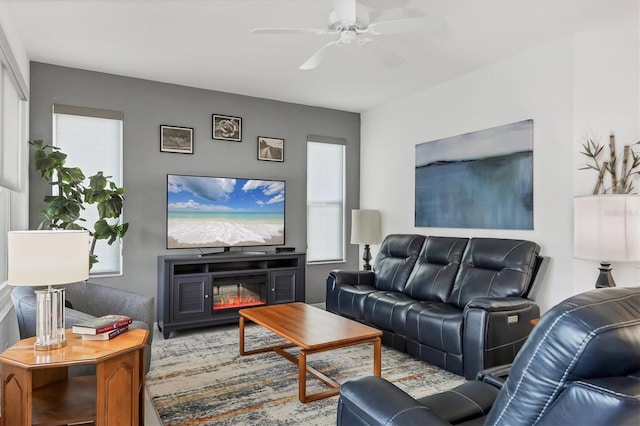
(34, 287), (67, 351)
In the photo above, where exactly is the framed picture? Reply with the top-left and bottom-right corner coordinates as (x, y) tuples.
(415, 119), (533, 229)
(212, 114), (242, 141)
(160, 125), (194, 154)
(257, 137), (284, 162)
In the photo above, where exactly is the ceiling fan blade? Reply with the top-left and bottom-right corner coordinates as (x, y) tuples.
(367, 16), (445, 35)
(299, 41), (340, 70)
(333, 0), (357, 24)
(366, 40), (404, 68)
(252, 28), (333, 35)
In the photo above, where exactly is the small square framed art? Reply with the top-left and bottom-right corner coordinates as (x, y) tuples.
(160, 125), (194, 154)
(212, 114), (242, 142)
(257, 136), (284, 162)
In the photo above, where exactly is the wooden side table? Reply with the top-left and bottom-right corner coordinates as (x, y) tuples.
(0, 328), (148, 426)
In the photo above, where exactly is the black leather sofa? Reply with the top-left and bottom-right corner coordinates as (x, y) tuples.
(326, 234), (548, 379)
(336, 287), (640, 426)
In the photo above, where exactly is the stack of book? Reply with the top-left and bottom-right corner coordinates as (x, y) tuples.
(71, 314), (133, 340)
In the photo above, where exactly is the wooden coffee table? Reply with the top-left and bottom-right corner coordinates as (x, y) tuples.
(239, 302), (382, 403)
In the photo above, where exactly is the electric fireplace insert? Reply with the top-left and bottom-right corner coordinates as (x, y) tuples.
(212, 274), (267, 311)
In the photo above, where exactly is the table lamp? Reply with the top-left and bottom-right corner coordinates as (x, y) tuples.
(351, 209), (381, 271)
(574, 195), (640, 288)
(7, 230), (89, 350)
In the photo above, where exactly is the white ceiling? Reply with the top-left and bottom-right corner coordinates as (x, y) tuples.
(4, 0), (638, 113)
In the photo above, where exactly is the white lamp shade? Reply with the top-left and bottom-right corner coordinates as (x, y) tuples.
(574, 195), (640, 262)
(8, 230), (90, 286)
(351, 210), (381, 244)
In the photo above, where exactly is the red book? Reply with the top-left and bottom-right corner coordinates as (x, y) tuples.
(81, 325), (129, 341)
(71, 314), (133, 335)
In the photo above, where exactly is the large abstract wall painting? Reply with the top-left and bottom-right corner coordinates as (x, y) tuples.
(415, 119), (534, 229)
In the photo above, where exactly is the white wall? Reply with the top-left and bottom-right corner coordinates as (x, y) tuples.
(361, 28), (639, 313)
(572, 29), (640, 295)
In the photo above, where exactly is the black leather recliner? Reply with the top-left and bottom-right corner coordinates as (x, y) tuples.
(336, 287), (640, 425)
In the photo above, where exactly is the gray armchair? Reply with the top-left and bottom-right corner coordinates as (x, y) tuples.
(11, 281), (154, 374)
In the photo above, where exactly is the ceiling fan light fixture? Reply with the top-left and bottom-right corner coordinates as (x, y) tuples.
(256, 0), (443, 70)
(340, 30), (358, 44)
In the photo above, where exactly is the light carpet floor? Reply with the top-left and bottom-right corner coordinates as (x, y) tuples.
(146, 324), (465, 425)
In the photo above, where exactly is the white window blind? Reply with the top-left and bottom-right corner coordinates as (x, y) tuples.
(307, 137), (346, 263)
(53, 105), (124, 276)
(0, 23), (29, 283)
(1, 64), (21, 191)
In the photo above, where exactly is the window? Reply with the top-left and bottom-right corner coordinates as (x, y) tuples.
(0, 23), (29, 313)
(53, 105), (124, 276)
(307, 136), (346, 263)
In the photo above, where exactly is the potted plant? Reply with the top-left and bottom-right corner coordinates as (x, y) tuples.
(30, 139), (129, 269)
(580, 133), (640, 194)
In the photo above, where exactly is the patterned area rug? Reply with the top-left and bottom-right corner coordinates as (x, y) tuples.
(147, 324), (465, 425)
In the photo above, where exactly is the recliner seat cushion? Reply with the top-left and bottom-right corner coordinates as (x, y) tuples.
(373, 234), (425, 292)
(405, 301), (464, 355)
(447, 238), (540, 309)
(363, 291), (417, 334)
(418, 380), (499, 424)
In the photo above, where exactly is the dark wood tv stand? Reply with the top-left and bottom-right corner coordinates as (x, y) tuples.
(157, 251), (306, 338)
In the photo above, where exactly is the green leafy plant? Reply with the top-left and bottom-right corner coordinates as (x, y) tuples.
(30, 139), (129, 269)
(580, 133), (640, 194)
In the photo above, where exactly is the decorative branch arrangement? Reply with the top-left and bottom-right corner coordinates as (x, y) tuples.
(30, 140), (129, 269)
(580, 133), (640, 194)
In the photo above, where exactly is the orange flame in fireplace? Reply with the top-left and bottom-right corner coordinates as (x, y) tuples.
(214, 293), (265, 310)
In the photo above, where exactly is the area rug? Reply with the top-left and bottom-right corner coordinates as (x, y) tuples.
(146, 324), (465, 425)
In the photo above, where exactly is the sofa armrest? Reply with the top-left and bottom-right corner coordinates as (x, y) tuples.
(326, 270), (376, 314)
(477, 363), (513, 387)
(466, 297), (537, 312)
(463, 297), (540, 380)
(337, 376), (451, 426)
(328, 269), (375, 287)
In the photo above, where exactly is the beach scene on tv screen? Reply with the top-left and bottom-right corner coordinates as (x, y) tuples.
(167, 175), (285, 248)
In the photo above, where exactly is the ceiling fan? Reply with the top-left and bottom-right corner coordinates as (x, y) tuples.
(252, 0), (444, 70)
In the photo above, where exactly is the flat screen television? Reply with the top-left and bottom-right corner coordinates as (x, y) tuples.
(166, 174), (285, 250)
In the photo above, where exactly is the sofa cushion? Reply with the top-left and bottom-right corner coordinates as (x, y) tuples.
(447, 238), (540, 309)
(373, 234), (425, 292)
(334, 284), (377, 322)
(402, 236), (468, 303)
(405, 301), (464, 355)
(363, 292), (417, 335)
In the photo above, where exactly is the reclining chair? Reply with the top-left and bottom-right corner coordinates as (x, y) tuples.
(336, 287), (640, 425)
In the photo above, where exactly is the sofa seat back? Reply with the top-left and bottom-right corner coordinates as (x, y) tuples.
(402, 236), (469, 303)
(447, 238), (540, 309)
(373, 234), (425, 292)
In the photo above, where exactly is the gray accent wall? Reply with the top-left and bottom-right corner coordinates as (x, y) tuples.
(29, 62), (361, 307)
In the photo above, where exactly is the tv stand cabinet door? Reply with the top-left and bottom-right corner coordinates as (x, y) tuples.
(269, 269), (297, 304)
(171, 275), (211, 322)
